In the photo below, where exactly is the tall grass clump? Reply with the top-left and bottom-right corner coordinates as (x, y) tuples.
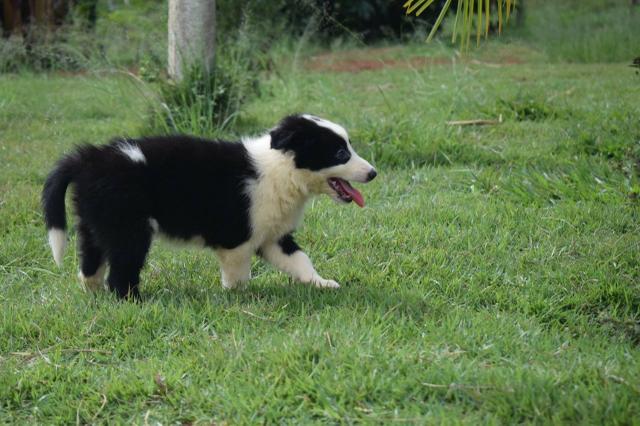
(148, 25), (260, 137)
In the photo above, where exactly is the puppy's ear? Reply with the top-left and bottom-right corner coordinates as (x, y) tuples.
(270, 127), (295, 151)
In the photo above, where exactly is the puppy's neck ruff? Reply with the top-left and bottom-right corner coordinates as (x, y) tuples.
(243, 134), (314, 241)
(244, 134), (313, 199)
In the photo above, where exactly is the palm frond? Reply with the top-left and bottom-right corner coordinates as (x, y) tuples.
(403, 0), (517, 50)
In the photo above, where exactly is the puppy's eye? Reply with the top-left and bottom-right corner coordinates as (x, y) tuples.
(336, 149), (350, 161)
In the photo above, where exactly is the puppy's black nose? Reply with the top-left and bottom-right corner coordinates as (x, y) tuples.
(367, 169), (377, 182)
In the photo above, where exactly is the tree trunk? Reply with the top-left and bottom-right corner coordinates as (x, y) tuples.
(2, 0), (23, 36)
(168, 0), (216, 82)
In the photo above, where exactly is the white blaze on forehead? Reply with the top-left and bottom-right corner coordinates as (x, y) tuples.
(118, 142), (146, 164)
(302, 114), (349, 143)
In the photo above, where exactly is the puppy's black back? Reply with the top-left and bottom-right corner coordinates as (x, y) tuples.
(73, 136), (257, 250)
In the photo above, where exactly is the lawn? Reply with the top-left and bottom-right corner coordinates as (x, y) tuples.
(1, 42), (639, 423)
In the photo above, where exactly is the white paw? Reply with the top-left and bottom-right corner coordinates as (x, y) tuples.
(221, 278), (240, 290)
(221, 267), (251, 290)
(78, 271), (105, 293)
(221, 275), (249, 290)
(312, 278), (341, 289)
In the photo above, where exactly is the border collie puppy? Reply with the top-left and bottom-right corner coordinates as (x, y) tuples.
(42, 114), (377, 299)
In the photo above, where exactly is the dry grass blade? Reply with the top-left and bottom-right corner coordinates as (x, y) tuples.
(423, 382), (514, 392)
(240, 309), (273, 321)
(446, 115), (503, 126)
(10, 348), (112, 357)
(91, 394), (108, 422)
(154, 374), (168, 396)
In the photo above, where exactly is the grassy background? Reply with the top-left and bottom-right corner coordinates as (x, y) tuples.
(515, 0), (640, 63)
(1, 0), (640, 423)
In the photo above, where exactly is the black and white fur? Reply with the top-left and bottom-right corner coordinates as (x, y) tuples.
(42, 114), (377, 299)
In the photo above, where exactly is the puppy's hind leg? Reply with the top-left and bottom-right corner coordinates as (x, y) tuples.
(77, 222), (107, 293)
(105, 223), (152, 300)
(216, 244), (253, 290)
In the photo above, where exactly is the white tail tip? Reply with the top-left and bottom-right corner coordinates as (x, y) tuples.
(48, 228), (67, 267)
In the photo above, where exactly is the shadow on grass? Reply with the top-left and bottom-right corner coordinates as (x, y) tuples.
(142, 278), (439, 325)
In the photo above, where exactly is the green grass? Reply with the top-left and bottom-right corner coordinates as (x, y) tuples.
(1, 44), (640, 423)
(514, 0), (640, 63)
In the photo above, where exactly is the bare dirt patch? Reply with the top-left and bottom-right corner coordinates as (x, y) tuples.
(306, 55), (453, 73)
(305, 46), (525, 73)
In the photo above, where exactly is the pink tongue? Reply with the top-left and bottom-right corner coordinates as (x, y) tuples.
(337, 179), (365, 207)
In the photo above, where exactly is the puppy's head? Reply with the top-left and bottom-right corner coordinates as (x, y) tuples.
(270, 114), (377, 207)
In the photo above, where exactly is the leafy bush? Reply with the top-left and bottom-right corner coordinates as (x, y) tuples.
(317, 0), (445, 41)
(218, 0), (443, 44)
(0, 0), (166, 73)
(0, 26), (94, 73)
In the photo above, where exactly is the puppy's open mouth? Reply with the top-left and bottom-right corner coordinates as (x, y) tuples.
(328, 178), (365, 207)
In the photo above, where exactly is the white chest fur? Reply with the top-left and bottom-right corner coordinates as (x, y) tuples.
(243, 135), (311, 248)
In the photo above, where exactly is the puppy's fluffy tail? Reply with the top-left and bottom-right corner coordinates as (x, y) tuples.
(42, 155), (77, 266)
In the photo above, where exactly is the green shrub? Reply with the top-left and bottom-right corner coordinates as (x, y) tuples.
(218, 0), (441, 44)
(0, 27), (93, 73)
(0, 0), (166, 73)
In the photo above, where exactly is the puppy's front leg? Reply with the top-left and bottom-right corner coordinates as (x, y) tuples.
(260, 234), (340, 289)
(216, 244), (252, 289)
